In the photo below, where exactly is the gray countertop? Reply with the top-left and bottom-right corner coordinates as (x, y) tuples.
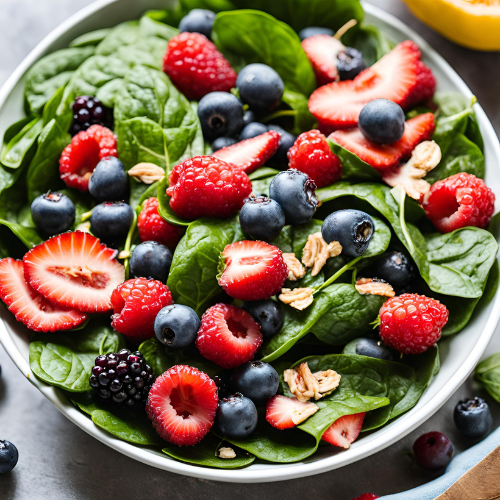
(1, 1), (500, 498)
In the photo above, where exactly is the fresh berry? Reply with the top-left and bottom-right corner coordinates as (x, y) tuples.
(137, 197), (184, 251)
(90, 201), (134, 248)
(267, 125), (297, 168)
(0, 440), (18, 474)
(358, 99), (405, 144)
(0, 258), (87, 332)
(230, 361), (279, 405)
(454, 397), (492, 438)
(378, 294), (449, 354)
(163, 33), (237, 101)
(355, 338), (394, 361)
(243, 110), (256, 125)
(269, 169), (319, 225)
(239, 196), (285, 242)
(241, 299), (284, 338)
(31, 191), (75, 236)
(88, 156), (129, 202)
(406, 60), (437, 108)
(266, 395), (319, 429)
(178, 8), (216, 38)
(129, 241), (173, 283)
(299, 26), (335, 41)
(422, 173), (495, 233)
(413, 431), (453, 470)
(214, 393), (258, 438)
(198, 92), (244, 142)
(351, 495), (379, 500)
(59, 124), (117, 192)
(167, 156), (252, 220)
(337, 47), (367, 81)
(146, 365), (218, 446)
(322, 412), (366, 448)
(330, 112), (436, 171)
(301, 34), (345, 86)
(214, 370), (233, 399)
(23, 232), (125, 313)
(213, 130), (280, 174)
(71, 95), (112, 136)
(89, 349), (155, 407)
(154, 304), (200, 350)
(218, 240), (288, 301)
(239, 122), (268, 141)
(211, 137), (237, 152)
(111, 278), (173, 342)
(287, 130), (342, 188)
(196, 303), (263, 369)
(236, 64), (285, 112)
(322, 209), (374, 258)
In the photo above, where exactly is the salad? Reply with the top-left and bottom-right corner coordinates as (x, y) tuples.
(0, 0), (498, 470)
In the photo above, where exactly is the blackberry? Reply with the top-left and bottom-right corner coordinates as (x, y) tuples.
(89, 349), (155, 407)
(71, 96), (113, 136)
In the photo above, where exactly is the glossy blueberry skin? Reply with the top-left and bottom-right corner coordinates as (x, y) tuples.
(239, 122), (268, 141)
(267, 124), (297, 168)
(214, 370), (233, 399)
(178, 8), (215, 38)
(355, 338), (394, 361)
(241, 299), (284, 338)
(88, 156), (129, 202)
(130, 241), (173, 282)
(413, 432), (453, 470)
(322, 209), (374, 259)
(230, 361), (279, 405)
(211, 136), (237, 152)
(90, 201), (134, 247)
(198, 92), (245, 142)
(236, 64), (285, 112)
(154, 304), (200, 350)
(239, 196), (285, 242)
(243, 110), (256, 126)
(269, 169), (318, 225)
(298, 26), (335, 41)
(214, 394), (258, 439)
(0, 440), (18, 474)
(454, 397), (492, 438)
(337, 47), (367, 81)
(31, 191), (75, 236)
(359, 99), (405, 144)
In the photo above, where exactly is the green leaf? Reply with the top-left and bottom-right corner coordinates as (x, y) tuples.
(280, 89), (317, 134)
(69, 28), (112, 48)
(157, 175), (191, 226)
(476, 352), (500, 404)
(248, 167), (280, 181)
(328, 139), (381, 182)
(342, 23), (393, 66)
(139, 12), (179, 40)
(0, 117), (43, 170)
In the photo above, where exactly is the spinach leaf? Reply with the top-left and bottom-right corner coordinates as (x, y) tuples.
(0, 218), (42, 249)
(248, 167), (280, 181)
(139, 13), (179, 40)
(342, 23), (393, 66)
(156, 175), (191, 226)
(476, 352), (500, 404)
(280, 89), (317, 134)
(69, 28), (112, 48)
(0, 117), (43, 170)
(2, 116), (34, 144)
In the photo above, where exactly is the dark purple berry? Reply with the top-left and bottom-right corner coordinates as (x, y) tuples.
(413, 431), (453, 470)
(70, 95), (113, 136)
(337, 47), (366, 81)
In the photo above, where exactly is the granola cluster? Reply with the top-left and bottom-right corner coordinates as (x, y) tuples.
(355, 277), (395, 297)
(128, 162), (165, 184)
(284, 362), (341, 402)
(302, 232), (342, 276)
(279, 288), (314, 310)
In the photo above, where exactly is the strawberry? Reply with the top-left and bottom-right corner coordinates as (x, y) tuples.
(322, 412), (366, 448)
(23, 232), (125, 313)
(301, 35), (345, 86)
(213, 131), (280, 174)
(266, 395), (319, 430)
(0, 258), (87, 332)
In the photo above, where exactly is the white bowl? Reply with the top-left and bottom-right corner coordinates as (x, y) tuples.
(0, 0), (499, 483)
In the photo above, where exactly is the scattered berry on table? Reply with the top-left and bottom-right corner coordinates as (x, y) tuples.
(267, 124), (297, 169)
(154, 304), (200, 350)
(214, 393), (258, 439)
(31, 191), (75, 237)
(71, 95), (112, 136)
(454, 397), (492, 438)
(301, 34), (345, 86)
(129, 241), (173, 283)
(299, 26), (335, 41)
(88, 156), (129, 202)
(239, 196), (285, 243)
(337, 47), (367, 81)
(230, 361), (279, 405)
(322, 412), (366, 448)
(239, 122), (268, 141)
(243, 110), (256, 126)
(358, 99), (406, 144)
(90, 201), (134, 248)
(198, 92), (244, 142)
(146, 365), (218, 446)
(355, 338), (394, 361)
(378, 294), (449, 354)
(0, 440), (18, 474)
(240, 299), (284, 338)
(423, 172), (495, 233)
(351, 495), (379, 500)
(178, 8), (216, 38)
(266, 395), (319, 429)
(211, 136), (236, 152)
(90, 349), (155, 407)
(413, 431), (453, 470)
(196, 303), (263, 369)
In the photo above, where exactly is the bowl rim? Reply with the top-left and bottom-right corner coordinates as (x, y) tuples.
(0, 0), (499, 483)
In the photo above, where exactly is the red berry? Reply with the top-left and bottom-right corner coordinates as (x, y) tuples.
(196, 303), (263, 369)
(322, 412), (366, 448)
(166, 156), (252, 220)
(218, 240), (288, 301)
(287, 130), (342, 188)
(379, 294), (449, 354)
(146, 365), (218, 446)
(404, 60), (436, 108)
(301, 34), (344, 86)
(266, 395), (319, 430)
(352, 495), (380, 500)
(111, 278), (173, 342)
(163, 32), (237, 100)
(59, 125), (117, 192)
(423, 172), (495, 233)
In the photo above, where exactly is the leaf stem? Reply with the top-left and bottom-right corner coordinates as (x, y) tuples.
(393, 186), (416, 257)
(261, 110), (297, 123)
(121, 212), (138, 279)
(313, 256), (362, 294)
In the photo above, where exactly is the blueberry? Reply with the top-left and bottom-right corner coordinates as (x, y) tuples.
(0, 440), (18, 474)
(268, 125), (297, 168)
(454, 397), (492, 438)
(359, 99), (405, 144)
(269, 169), (318, 225)
(298, 26), (335, 41)
(322, 209), (374, 259)
(241, 299), (284, 338)
(413, 432), (453, 470)
(239, 196), (285, 242)
(31, 191), (75, 236)
(239, 122), (268, 141)
(130, 241), (173, 282)
(237, 64), (285, 112)
(355, 338), (394, 361)
(198, 92), (245, 142)
(243, 110), (256, 126)
(154, 304), (200, 350)
(211, 137), (237, 152)
(337, 47), (367, 81)
(88, 156), (129, 202)
(178, 9), (216, 38)
(230, 361), (279, 405)
(214, 394), (258, 439)
(214, 370), (233, 399)
(90, 201), (134, 247)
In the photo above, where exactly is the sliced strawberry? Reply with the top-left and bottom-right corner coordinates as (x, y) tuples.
(301, 35), (345, 86)
(329, 112), (435, 171)
(322, 412), (366, 448)
(213, 131), (280, 174)
(23, 232), (125, 313)
(0, 258), (87, 332)
(266, 395), (319, 430)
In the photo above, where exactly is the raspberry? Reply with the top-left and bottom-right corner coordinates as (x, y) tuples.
(287, 130), (342, 188)
(166, 156), (252, 220)
(196, 303), (263, 369)
(423, 173), (495, 233)
(137, 197), (185, 251)
(402, 61), (436, 109)
(111, 278), (173, 342)
(379, 294), (449, 354)
(71, 95), (113, 136)
(59, 125), (117, 192)
(163, 32), (237, 101)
